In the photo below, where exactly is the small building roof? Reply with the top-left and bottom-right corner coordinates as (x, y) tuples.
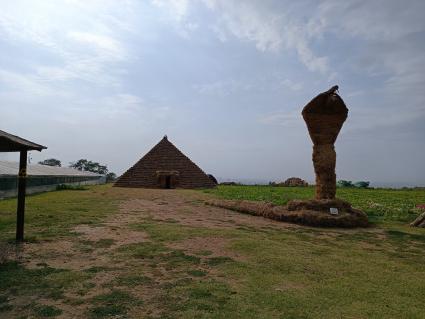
(0, 130), (47, 152)
(0, 161), (102, 177)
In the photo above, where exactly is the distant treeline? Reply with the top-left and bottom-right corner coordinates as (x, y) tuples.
(38, 158), (116, 182)
(337, 180), (370, 188)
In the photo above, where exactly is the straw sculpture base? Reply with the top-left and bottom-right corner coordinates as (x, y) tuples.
(206, 198), (368, 228)
(313, 144), (337, 199)
(410, 212), (425, 228)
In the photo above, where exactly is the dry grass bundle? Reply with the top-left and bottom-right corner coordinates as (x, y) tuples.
(411, 212), (425, 227)
(206, 199), (368, 228)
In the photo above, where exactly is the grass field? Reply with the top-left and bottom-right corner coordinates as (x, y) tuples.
(0, 185), (424, 318)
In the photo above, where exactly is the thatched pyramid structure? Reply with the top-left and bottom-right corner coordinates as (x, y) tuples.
(114, 136), (216, 189)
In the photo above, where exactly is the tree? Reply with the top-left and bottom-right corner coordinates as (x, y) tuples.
(354, 181), (370, 188)
(106, 172), (117, 183)
(70, 159), (88, 171)
(38, 158), (61, 167)
(337, 180), (354, 187)
(70, 159), (109, 175)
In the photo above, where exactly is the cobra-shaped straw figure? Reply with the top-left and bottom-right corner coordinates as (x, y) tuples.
(302, 85), (348, 200)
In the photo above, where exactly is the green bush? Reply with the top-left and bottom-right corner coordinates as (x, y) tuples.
(337, 180), (354, 187)
(56, 184), (87, 191)
(354, 181), (370, 188)
(338, 180), (370, 188)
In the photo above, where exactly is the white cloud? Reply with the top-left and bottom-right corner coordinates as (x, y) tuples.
(281, 79), (303, 91)
(201, 0), (329, 73)
(149, 0), (329, 73)
(283, 25), (328, 73)
(0, 1), (131, 87)
(209, 1), (283, 52)
(151, 0), (197, 38)
(152, 0), (190, 22)
(193, 79), (253, 96)
(0, 69), (72, 98)
(318, 0), (425, 41)
(345, 105), (425, 134)
(68, 31), (126, 60)
(258, 110), (302, 127)
(313, 1), (425, 78)
(61, 93), (173, 124)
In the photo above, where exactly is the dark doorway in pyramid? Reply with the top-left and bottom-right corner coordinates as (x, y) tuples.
(156, 170), (179, 189)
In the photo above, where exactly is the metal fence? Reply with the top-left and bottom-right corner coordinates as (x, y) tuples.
(0, 175), (101, 191)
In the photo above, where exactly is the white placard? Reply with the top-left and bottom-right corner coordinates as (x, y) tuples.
(330, 207), (339, 215)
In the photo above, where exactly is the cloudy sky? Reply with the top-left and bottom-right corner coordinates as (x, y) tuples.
(1, 0), (424, 186)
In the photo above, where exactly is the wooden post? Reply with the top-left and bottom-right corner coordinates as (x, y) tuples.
(16, 150), (27, 241)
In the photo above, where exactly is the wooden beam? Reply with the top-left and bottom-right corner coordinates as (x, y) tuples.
(16, 150), (27, 241)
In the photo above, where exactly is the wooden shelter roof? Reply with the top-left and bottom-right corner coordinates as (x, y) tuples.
(0, 130), (47, 152)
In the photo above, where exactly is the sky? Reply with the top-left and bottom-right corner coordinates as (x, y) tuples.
(1, 0), (424, 187)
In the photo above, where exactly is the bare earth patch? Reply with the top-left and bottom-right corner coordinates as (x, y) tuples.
(119, 189), (301, 231)
(167, 236), (244, 260)
(73, 224), (148, 249)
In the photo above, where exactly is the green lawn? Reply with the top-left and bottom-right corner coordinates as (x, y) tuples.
(0, 185), (424, 318)
(0, 185), (124, 242)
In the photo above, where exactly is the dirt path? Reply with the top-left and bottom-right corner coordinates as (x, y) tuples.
(119, 189), (301, 230)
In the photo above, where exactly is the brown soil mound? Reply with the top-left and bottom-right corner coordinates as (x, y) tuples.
(206, 199), (368, 228)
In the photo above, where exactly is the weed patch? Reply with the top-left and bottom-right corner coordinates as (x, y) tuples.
(386, 230), (425, 244)
(187, 270), (207, 277)
(56, 184), (88, 191)
(89, 290), (142, 318)
(84, 266), (114, 273)
(0, 261), (91, 300)
(92, 238), (116, 249)
(32, 303), (63, 317)
(160, 250), (201, 267)
(118, 242), (167, 259)
(0, 294), (12, 313)
(112, 274), (153, 287)
(206, 256), (234, 266)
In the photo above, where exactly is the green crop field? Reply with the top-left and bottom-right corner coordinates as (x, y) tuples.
(0, 185), (424, 318)
(204, 185), (425, 223)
